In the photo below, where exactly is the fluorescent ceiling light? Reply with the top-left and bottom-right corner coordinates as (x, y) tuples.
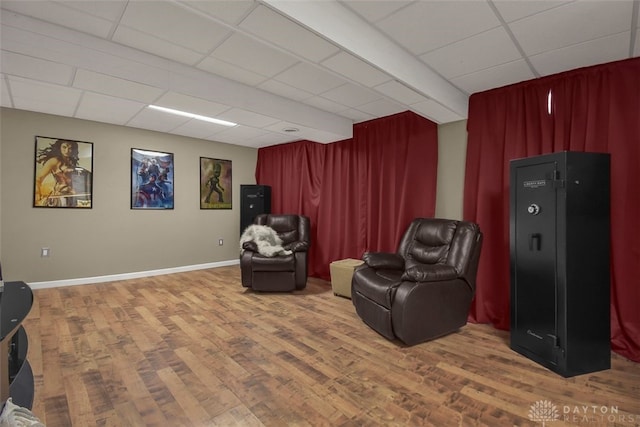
(148, 105), (237, 127)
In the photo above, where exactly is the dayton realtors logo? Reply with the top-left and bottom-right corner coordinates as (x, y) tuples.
(528, 400), (559, 426)
(528, 400), (640, 425)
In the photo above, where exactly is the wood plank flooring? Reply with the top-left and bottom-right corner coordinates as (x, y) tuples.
(23, 266), (640, 426)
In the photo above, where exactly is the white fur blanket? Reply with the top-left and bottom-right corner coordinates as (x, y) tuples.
(240, 224), (292, 257)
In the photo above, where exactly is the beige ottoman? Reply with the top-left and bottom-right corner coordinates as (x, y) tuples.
(329, 258), (364, 299)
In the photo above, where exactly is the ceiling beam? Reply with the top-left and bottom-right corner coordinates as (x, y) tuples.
(264, 0), (469, 118)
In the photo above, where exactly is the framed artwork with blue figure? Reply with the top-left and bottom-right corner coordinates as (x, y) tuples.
(200, 157), (232, 209)
(131, 148), (174, 209)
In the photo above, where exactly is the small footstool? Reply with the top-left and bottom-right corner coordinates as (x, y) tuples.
(329, 258), (364, 299)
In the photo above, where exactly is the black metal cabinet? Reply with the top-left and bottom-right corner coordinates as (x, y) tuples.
(240, 185), (271, 236)
(510, 151), (611, 377)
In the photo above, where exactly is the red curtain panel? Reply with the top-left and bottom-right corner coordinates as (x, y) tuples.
(256, 111), (438, 280)
(464, 58), (640, 362)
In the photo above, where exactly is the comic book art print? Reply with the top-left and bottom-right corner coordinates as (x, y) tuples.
(200, 157), (232, 209)
(33, 136), (93, 208)
(131, 148), (174, 209)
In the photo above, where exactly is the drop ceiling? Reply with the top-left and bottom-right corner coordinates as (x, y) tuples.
(1, 0), (638, 148)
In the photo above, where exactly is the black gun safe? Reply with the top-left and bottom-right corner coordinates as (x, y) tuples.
(510, 151), (610, 377)
(240, 185), (271, 236)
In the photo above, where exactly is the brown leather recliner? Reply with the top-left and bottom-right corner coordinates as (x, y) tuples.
(351, 218), (483, 346)
(240, 214), (310, 291)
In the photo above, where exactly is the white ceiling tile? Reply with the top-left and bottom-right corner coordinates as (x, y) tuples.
(341, 1), (413, 23)
(0, 0), (114, 38)
(264, 0), (468, 117)
(492, 1), (572, 23)
(509, 0), (634, 56)
(1, 51), (74, 85)
(410, 100), (463, 124)
(321, 51), (390, 87)
(169, 119), (230, 140)
(265, 121), (320, 142)
(75, 92), (145, 125)
(239, 5), (340, 62)
(213, 125), (269, 142)
(450, 59), (535, 95)
(421, 27), (522, 79)
(274, 62), (346, 95)
(0, 12), (104, 58)
(303, 96), (349, 114)
(197, 57), (267, 86)
(320, 83), (381, 107)
(530, 32), (631, 77)
(89, 54), (170, 91)
(262, 120), (301, 134)
(0, 24), (108, 75)
(297, 128), (349, 144)
(374, 80), (429, 105)
(355, 99), (405, 117)
(280, 122), (354, 144)
(1, 23), (172, 89)
(112, 26), (204, 65)
(73, 69), (165, 104)
(210, 33), (299, 77)
(163, 63), (353, 138)
(1, 75), (13, 107)
(339, 108), (376, 123)
(119, 1), (231, 54)
(3, 0), (633, 141)
(217, 108), (280, 128)
(377, 1), (501, 54)
(257, 79), (313, 101)
(8, 76), (81, 116)
(153, 92), (231, 118)
(246, 132), (296, 147)
(127, 107), (191, 133)
(180, 0), (256, 25)
(57, 0), (128, 21)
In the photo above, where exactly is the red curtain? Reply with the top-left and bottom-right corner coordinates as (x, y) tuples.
(464, 58), (640, 362)
(255, 140), (326, 275)
(256, 111), (438, 280)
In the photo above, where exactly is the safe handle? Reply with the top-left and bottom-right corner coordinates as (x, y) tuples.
(529, 233), (541, 251)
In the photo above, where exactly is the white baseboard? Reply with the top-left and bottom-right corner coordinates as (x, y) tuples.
(27, 259), (240, 290)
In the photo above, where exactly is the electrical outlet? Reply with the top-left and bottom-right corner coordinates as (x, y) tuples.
(218, 239), (224, 246)
(41, 247), (50, 257)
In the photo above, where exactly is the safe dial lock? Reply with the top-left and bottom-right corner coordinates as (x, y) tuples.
(527, 204), (541, 215)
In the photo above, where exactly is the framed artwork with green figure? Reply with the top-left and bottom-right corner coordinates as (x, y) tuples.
(200, 157), (232, 209)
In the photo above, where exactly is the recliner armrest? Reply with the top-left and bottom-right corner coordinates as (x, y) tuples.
(401, 264), (458, 282)
(242, 241), (259, 252)
(363, 252), (405, 270)
(285, 241), (309, 252)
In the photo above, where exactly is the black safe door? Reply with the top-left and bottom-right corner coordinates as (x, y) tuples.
(513, 161), (558, 364)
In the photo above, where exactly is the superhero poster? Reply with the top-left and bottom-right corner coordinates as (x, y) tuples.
(200, 157), (232, 209)
(33, 136), (93, 208)
(131, 148), (174, 209)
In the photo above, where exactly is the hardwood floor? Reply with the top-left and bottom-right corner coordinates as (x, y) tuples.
(24, 266), (640, 426)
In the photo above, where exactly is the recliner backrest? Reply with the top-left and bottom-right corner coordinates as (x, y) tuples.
(397, 218), (482, 287)
(398, 218), (457, 265)
(254, 214), (309, 246)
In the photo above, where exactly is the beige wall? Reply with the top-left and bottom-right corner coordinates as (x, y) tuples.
(1, 107), (469, 284)
(1, 108), (257, 283)
(435, 120), (468, 220)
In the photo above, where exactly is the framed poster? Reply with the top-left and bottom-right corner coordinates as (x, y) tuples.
(200, 157), (232, 209)
(33, 136), (93, 208)
(131, 148), (174, 209)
